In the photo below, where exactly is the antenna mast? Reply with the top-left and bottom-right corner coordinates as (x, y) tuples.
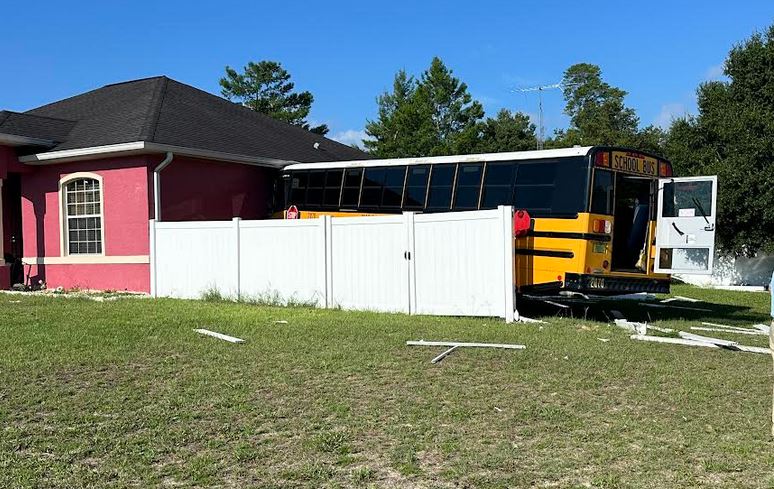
(512, 83), (561, 150)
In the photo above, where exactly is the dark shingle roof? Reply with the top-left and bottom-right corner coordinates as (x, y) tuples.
(20, 76), (369, 163)
(0, 110), (76, 142)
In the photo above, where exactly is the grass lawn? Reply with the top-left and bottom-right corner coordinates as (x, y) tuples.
(1, 285), (773, 488)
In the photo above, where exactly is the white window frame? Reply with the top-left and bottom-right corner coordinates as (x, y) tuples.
(59, 172), (106, 257)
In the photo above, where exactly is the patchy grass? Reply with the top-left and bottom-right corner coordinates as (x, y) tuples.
(0, 285), (772, 488)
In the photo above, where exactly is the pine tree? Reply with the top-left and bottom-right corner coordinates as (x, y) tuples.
(220, 60), (328, 134)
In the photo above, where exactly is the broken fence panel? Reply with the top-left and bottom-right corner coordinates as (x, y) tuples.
(630, 334), (720, 349)
(690, 326), (766, 336)
(406, 340), (526, 350)
(735, 345), (771, 355)
(678, 331), (739, 348)
(431, 345), (460, 364)
(661, 296), (701, 303)
(614, 319), (647, 335)
(194, 328), (245, 344)
(752, 323), (771, 334)
(677, 331), (769, 355)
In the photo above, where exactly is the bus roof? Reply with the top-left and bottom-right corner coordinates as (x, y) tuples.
(283, 146), (595, 171)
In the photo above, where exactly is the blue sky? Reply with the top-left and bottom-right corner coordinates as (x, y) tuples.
(2, 1), (772, 146)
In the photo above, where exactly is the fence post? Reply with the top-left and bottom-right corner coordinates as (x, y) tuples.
(404, 212), (416, 315)
(233, 217), (241, 300)
(499, 206), (515, 323)
(149, 219), (157, 298)
(322, 215), (333, 308)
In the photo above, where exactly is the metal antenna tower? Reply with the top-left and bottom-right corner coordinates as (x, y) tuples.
(512, 83), (561, 150)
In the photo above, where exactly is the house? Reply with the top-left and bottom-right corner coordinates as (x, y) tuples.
(0, 76), (368, 292)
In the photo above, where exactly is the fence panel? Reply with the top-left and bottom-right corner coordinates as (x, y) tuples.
(239, 218), (327, 306)
(412, 208), (511, 317)
(329, 215), (410, 313)
(153, 220), (238, 299)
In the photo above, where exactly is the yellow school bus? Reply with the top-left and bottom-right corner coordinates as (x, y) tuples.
(276, 146), (677, 295)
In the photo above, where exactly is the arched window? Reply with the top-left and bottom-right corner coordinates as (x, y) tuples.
(61, 174), (103, 255)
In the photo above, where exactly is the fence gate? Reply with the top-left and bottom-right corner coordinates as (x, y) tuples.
(328, 215), (410, 313)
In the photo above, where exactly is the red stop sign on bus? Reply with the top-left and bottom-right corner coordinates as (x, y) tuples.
(513, 209), (531, 237)
(286, 205), (299, 220)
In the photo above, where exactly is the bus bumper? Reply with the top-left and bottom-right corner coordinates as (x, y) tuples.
(563, 273), (670, 295)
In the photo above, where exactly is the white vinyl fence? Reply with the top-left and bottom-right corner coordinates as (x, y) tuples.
(676, 253), (774, 288)
(150, 207), (515, 321)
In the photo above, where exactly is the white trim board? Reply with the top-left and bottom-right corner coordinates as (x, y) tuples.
(23, 255), (150, 265)
(18, 141), (293, 168)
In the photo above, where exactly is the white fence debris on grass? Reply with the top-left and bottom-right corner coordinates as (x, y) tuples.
(194, 329), (245, 344)
(151, 207), (516, 321)
(406, 339), (526, 364)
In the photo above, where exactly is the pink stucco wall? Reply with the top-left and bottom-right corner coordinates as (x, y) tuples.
(156, 155), (272, 221)
(17, 153), (274, 292)
(23, 263), (149, 291)
(21, 155), (152, 291)
(22, 155), (152, 258)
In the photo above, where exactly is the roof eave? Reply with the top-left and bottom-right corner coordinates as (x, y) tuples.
(17, 141), (294, 168)
(0, 132), (57, 148)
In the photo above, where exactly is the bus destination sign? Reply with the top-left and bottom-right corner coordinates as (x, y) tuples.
(611, 151), (658, 176)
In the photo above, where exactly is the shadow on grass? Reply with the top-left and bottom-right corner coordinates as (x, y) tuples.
(517, 295), (764, 325)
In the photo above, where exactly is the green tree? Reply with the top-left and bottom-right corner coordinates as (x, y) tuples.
(414, 57), (485, 155)
(476, 109), (537, 153)
(363, 70), (431, 156)
(220, 60), (328, 134)
(365, 57), (484, 157)
(551, 63), (663, 153)
(666, 26), (774, 255)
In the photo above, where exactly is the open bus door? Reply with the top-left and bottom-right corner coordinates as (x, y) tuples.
(654, 176), (718, 275)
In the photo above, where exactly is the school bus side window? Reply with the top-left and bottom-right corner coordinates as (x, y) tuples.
(591, 169), (614, 215)
(361, 167), (385, 209)
(403, 166), (429, 209)
(340, 169), (362, 208)
(453, 163), (483, 210)
(289, 171), (308, 205)
(323, 170), (343, 208)
(305, 170), (325, 208)
(426, 164), (456, 211)
(513, 162), (556, 214)
(480, 162), (517, 209)
(382, 166), (406, 208)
